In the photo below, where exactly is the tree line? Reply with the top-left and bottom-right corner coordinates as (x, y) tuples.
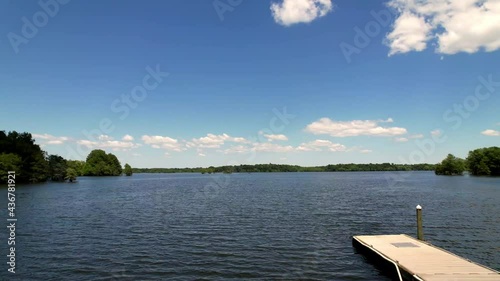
(0, 131), (133, 183)
(435, 146), (500, 176)
(133, 163), (436, 174)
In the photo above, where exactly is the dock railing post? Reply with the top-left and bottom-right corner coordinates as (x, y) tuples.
(416, 205), (423, 241)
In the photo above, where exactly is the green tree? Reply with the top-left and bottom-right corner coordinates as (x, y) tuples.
(65, 168), (78, 182)
(466, 147), (500, 176)
(83, 149), (107, 176)
(106, 153), (122, 175)
(435, 154), (465, 175)
(29, 150), (49, 183)
(0, 131), (49, 183)
(83, 149), (122, 176)
(48, 154), (67, 181)
(67, 160), (86, 176)
(0, 153), (22, 182)
(124, 163), (133, 176)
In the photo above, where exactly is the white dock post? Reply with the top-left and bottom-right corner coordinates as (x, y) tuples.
(416, 205), (423, 241)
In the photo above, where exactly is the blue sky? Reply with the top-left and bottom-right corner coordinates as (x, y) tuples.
(1, 0), (499, 168)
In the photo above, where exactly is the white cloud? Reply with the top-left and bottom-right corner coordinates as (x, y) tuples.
(431, 129), (442, 137)
(187, 133), (248, 149)
(386, 12), (432, 56)
(33, 133), (69, 145)
(252, 143), (295, 153)
(386, 0), (500, 55)
(360, 149), (372, 153)
(101, 140), (140, 150)
(297, 139), (347, 152)
(223, 139), (346, 154)
(142, 135), (185, 151)
(394, 137), (409, 142)
(260, 131), (289, 142)
(77, 140), (96, 148)
(305, 118), (407, 137)
(122, 134), (134, 142)
(222, 145), (250, 154)
(47, 140), (66, 145)
(271, 0), (333, 26)
(98, 134), (113, 141)
(198, 153), (206, 157)
(481, 129), (500, 136)
(77, 139), (141, 151)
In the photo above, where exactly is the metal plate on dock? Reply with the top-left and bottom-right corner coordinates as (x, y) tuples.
(391, 242), (419, 248)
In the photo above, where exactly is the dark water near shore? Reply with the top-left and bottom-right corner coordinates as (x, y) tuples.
(0, 171), (499, 280)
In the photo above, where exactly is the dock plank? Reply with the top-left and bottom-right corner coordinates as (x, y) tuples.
(353, 234), (500, 281)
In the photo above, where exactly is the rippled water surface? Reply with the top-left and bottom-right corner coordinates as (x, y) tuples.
(1, 172), (499, 280)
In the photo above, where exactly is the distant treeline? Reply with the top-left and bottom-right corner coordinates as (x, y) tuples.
(133, 163), (436, 174)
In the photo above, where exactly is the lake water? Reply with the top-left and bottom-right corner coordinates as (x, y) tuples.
(0, 171), (499, 280)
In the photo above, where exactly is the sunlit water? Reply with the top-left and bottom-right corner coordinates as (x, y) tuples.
(0, 172), (499, 280)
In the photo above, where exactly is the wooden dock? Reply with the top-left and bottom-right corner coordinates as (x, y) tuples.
(353, 234), (500, 281)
